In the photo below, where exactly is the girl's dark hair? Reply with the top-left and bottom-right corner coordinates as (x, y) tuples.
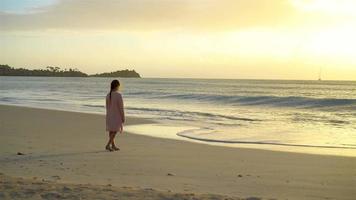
(109, 79), (120, 101)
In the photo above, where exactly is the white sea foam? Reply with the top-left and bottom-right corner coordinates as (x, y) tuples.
(1, 76), (355, 155)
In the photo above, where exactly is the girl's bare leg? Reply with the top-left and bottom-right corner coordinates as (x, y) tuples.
(106, 132), (115, 151)
(111, 132), (120, 151)
(106, 132), (113, 146)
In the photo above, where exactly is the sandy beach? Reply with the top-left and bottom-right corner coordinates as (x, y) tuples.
(0, 105), (355, 200)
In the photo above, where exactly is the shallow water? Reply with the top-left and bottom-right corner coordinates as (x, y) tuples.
(1, 76), (355, 155)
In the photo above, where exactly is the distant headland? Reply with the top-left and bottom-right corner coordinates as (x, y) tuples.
(0, 65), (141, 78)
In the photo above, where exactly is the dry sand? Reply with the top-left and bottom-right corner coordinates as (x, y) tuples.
(0, 105), (355, 200)
(0, 173), (246, 200)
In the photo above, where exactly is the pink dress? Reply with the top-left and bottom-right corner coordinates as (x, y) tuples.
(106, 91), (125, 132)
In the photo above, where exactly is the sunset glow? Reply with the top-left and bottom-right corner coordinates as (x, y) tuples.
(1, 0), (356, 80)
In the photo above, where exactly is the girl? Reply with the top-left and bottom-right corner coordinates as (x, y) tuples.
(105, 79), (125, 151)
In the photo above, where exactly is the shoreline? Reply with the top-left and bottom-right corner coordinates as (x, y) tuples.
(1, 104), (356, 199)
(2, 103), (356, 157)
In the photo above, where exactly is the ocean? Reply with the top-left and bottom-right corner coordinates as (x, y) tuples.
(1, 76), (356, 154)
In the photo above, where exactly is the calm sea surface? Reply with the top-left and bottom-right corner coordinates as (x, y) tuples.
(1, 77), (356, 153)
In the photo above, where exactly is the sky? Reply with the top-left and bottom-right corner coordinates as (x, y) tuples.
(1, 0), (356, 80)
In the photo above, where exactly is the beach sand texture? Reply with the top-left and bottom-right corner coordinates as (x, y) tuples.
(0, 105), (355, 200)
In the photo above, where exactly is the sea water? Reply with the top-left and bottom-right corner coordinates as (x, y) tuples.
(1, 77), (355, 155)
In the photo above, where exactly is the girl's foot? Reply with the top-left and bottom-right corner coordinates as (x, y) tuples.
(105, 145), (113, 152)
(112, 145), (120, 151)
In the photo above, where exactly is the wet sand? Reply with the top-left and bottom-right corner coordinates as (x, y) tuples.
(0, 105), (355, 200)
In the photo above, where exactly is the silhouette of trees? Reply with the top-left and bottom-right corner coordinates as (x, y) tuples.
(91, 69), (141, 78)
(0, 64), (87, 77)
(0, 64), (141, 78)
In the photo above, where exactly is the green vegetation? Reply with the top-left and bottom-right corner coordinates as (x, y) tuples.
(0, 65), (141, 78)
(0, 65), (87, 77)
(91, 69), (141, 78)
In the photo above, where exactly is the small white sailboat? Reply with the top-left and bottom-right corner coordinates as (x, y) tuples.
(318, 66), (322, 81)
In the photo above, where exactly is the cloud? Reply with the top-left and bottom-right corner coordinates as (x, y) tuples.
(0, 0), (298, 31)
(0, 0), (59, 14)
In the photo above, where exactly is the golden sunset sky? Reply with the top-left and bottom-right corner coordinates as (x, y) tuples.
(1, 0), (356, 80)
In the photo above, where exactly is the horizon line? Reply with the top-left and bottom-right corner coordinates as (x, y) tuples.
(2, 64), (356, 82)
(1, 75), (356, 82)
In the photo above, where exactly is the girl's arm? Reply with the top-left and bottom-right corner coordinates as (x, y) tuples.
(105, 96), (109, 111)
(119, 94), (125, 123)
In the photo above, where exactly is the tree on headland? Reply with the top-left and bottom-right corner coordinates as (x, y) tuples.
(0, 64), (141, 78)
(90, 69), (141, 78)
(0, 64), (87, 77)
